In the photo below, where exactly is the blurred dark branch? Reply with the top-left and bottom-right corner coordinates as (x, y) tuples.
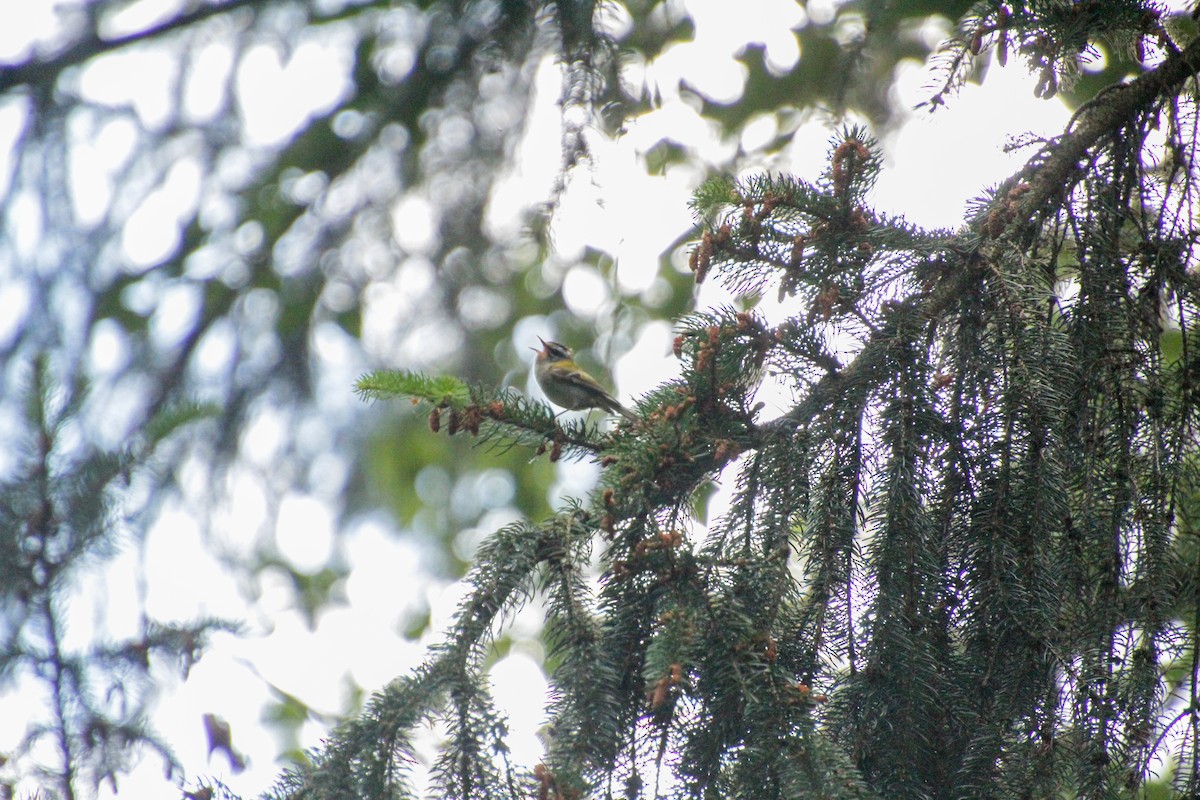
(0, 0), (265, 95)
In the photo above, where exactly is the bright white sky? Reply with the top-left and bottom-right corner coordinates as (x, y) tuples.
(0, 1), (1091, 797)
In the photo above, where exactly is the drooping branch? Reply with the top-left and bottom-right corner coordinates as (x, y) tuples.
(1011, 34), (1200, 227)
(767, 34), (1200, 438)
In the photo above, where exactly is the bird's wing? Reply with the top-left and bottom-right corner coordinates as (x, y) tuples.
(549, 363), (615, 398)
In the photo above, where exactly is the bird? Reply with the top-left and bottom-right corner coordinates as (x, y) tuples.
(532, 337), (637, 421)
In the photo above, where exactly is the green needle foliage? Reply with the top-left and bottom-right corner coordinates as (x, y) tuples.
(9, 0), (1200, 797)
(275, 21), (1200, 796)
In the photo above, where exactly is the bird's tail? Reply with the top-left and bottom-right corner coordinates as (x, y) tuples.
(608, 398), (638, 422)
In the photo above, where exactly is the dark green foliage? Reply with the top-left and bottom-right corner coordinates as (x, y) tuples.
(293, 27), (1200, 800)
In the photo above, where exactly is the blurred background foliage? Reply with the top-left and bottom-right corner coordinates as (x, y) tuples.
(1, 0), (1188, 793)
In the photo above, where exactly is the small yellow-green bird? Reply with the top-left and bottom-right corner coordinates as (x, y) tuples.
(533, 338), (636, 421)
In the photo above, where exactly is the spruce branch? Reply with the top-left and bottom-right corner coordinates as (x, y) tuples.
(759, 33), (1200, 441)
(1, 356), (229, 797)
(1007, 33), (1200, 234)
(928, 0), (1174, 108)
(355, 368), (608, 460)
(291, 21), (1200, 800)
(272, 508), (604, 799)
